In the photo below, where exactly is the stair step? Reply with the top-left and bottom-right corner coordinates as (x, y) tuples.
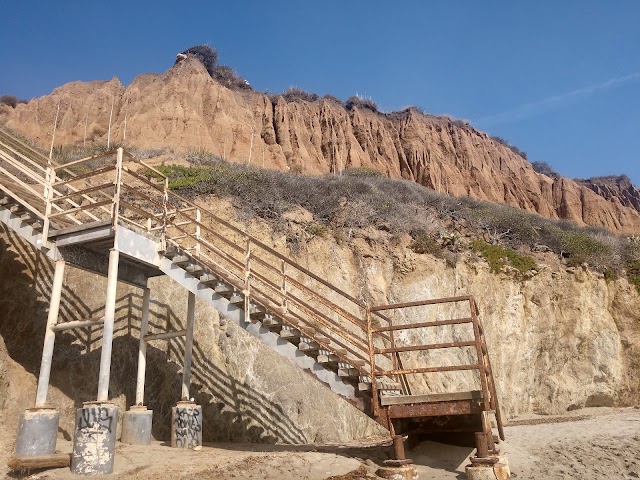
(0, 197), (11, 206)
(261, 314), (282, 328)
(185, 264), (204, 276)
(357, 378), (402, 391)
(317, 353), (339, 365)
(280, 327), (301, 341)
(172, 255), (190, 265)
(164, 246), (179, 258)
(9, 204), (25, 213)
(20, 213), (39, 224)
(32, 221), (43, 230)
(249, 304), (266, 317)
(200, 274), (218, 285)
(298, 338), (319, 353)
(338, 367), (360, 378)
(214, 282), (233, 294)
(228, 291), (244, 305)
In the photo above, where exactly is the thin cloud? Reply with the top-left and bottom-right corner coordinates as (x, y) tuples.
(476, 72), (640, 127)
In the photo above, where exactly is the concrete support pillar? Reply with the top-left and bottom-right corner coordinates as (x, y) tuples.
(71, 403), (119, 475)
(35, 259), (65, 407)
(97, 248), (119, 402)
(14, 409), (60, 457)
(135, 287), (151, 406)
(171, 401), (202, 449)
(181, 291), (195, 401)
(122, 288), (153, 445)
(121, 406), (153, 445)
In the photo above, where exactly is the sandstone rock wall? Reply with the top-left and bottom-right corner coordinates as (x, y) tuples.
(1, 200), (638, 451)
(2, 58), (640, 233)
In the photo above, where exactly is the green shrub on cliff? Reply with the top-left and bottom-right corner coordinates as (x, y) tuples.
(472, 240), (537, 273)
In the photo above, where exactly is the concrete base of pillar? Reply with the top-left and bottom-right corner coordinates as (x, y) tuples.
(171, 401), (202, 449)
(376, 464), (419, 480)
(14, 408), (59, 456)
(465, 462), (511, 480)
(71, 402), (119, 475)
(121, 406), (153, 445)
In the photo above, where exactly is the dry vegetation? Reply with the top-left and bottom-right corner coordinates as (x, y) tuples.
(142, 150), (640, 287)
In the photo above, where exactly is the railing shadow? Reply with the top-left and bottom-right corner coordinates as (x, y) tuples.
(0, 225), (309, 444)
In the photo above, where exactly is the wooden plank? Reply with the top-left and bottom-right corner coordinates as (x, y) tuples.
(7, 453), (70, 470)
(47, 219), (112, 238)
(381, 390), (483, 406)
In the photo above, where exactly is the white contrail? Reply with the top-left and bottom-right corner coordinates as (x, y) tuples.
(476, 72), (640, 126)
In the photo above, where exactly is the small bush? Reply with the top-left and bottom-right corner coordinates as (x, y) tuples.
(346, 95), (378, 112)
(281, 87), (319, 103)
(472, 239), (537, 273)
(0, 95), (27, 108)
(531, 161), (560, 178)
(212, 65), (251, 90)
(322, 94), (343, 105)
(491, 136), (528, 160)
(178, 45), (219, 77)
(410, 234), (441, 255)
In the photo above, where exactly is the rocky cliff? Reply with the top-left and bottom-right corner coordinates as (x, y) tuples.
(2, 57), (640, 234)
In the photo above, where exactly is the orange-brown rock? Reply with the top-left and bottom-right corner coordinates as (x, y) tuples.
(2, 57), (639, 234)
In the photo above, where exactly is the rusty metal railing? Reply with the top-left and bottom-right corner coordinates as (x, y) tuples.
(367, 296), (500, 418)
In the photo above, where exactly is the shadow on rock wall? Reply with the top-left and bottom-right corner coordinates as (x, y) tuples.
(0, 226), (307, 444)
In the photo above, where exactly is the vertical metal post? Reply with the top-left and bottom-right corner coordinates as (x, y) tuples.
(244, 237), (251, 324)
(135, 287), (151, 406)
(280, 259), (287, 310)
(161, 178), (169, 252)
(194, 209), (201, 257)
(41, 166), (55, 246)
(97, 248), (120, 402)
(366, 308), (379, 417)
(181, 292), (196, 400)
(34, 259), (65, 407)
(469, 297), (490, 411)
(112, 148), (123, 228)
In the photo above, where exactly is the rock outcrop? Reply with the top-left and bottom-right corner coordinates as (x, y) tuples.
(2, 57), (640, 234)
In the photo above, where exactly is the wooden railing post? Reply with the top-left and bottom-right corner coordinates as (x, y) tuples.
(366, 307), (379, 416)
(161, 177), (169, 252)
(469, 297), (490, 411)
(195, 208), (201, 257)
(244, 237), (251, 324)
(280, 259), (288, 311)
(41, 165), (55, 245)
(112, 148), (123, 228)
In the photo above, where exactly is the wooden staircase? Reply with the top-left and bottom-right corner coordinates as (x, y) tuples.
(0, 127), (505, 462)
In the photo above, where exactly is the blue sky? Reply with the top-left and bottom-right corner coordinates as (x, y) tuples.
(1, 1), (639, 184)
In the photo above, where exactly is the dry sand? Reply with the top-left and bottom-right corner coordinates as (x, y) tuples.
(2, 407), (639, 479)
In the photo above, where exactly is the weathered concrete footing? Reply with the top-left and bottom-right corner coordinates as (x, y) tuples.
(376, 464), (419, 480)
(171, 401), (202, 449)
(14, 408), (59, 456)
(465, 462), (511, 480)
(71, 402), (119, 475)
(121, 406), (153, 445)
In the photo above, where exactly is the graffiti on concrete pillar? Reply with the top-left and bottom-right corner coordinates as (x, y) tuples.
(77, 406), (114, 433)
(174, 407), (202, 448)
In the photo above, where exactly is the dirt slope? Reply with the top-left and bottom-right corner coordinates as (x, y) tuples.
(2, 57), (640, 234)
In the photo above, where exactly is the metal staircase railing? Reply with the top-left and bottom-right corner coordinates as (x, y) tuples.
(0, 131), (504, 441)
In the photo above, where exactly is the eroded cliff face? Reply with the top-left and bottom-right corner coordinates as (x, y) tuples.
(1, 58), (640, 234)
(0, 199), (638, 451)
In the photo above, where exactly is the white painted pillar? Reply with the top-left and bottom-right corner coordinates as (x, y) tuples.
(181, 292), (196, 400)
(34, 259), (66, 408)
(135, 287), (151, 405)
(97, 248), (120, 402)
